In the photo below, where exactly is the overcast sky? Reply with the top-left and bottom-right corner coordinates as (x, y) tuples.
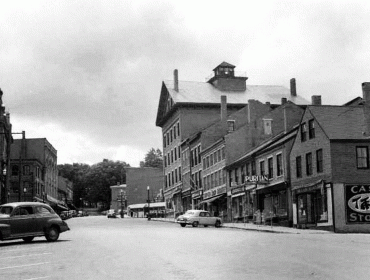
(1, 0), (369, 166)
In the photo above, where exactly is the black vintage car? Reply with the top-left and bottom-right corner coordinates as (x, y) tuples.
(0, 202), (70, 242)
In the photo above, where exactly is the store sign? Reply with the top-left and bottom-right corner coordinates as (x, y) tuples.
(346, 185), (370, 223)
(245, 175), (269, 184)
(204, 186), (226, 199)
(192, 190), (202, 199)
(231, 186), (245, 195)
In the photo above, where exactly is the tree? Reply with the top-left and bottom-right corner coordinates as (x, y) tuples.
(140, 148), (163, 168)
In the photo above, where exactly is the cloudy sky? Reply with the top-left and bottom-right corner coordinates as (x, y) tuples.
(1, 0), (369, 166)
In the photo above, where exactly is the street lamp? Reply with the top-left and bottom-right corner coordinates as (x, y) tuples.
(120, 190), (124, 218)
(147, 186), (151, 221)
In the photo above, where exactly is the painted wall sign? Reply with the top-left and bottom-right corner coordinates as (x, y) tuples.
(346, 185), (370, 224)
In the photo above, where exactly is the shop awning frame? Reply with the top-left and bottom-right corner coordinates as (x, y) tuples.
(200, 194), (226, 204)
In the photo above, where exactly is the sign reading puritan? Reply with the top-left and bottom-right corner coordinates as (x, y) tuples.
(245, 175), (269, 184)
(346, 185), (370, 223)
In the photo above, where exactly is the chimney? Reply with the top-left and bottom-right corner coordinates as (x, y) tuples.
(362, 82), (370, 103)
(281, 97), (287, 105)
(311, 95), (322, 105)
(290, 78), (297, 97)
(221, 95), (227, 122)
(174, 69), (179, 92)
(361, 83), (370, 136)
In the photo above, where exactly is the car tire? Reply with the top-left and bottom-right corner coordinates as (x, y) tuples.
(46, 226), (60, 242)
(23, 237), (34, 243)
(180, 223), (186, 227)
(215, 220), (221, 228)
(192, 221), (199, 227)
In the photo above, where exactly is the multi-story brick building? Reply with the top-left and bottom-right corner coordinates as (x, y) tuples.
(225, 101), (305, 225)
(290, 85), (370, 233)
(156, 62), (307, 214)
(0, 88), (12, 204)
(9, 138), (59, 207)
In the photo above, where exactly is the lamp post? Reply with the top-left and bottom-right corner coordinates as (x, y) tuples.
(120, 190), (124, 218)
(147, 186), (150, 220)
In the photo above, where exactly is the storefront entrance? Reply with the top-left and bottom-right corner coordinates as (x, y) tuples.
(297, 189), (328, 227)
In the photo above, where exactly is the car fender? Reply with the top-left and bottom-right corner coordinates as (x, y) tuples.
(0, 223), (11, 239)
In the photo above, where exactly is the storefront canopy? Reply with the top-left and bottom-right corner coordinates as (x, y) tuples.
(201, 194), (226, 205)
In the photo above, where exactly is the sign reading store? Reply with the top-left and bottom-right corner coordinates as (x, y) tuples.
(346, 185), (370, 224)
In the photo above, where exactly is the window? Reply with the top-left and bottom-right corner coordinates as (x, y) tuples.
(306, 153), (312, 176)
(356, 146), (369, 169)
(179, 167), (182, 181)
(221, 147), (225, 159)
(260, 161), (265, 176)
(177, 122), (180, 137)
(163, 135), (166, 148)
(308, 119), (315, 139)
(263, 119), (272, 135)
(12, 165), (19, 176)
(268, 158), (273, 179)
(227, 120), (235, 132)
(301, 123), (307, 142)
(296, 156), (302, 178)
(277, 154), (283, 176)
(197, 146), (201, 164)
(251, 161), (256, 176)
(316, 149), (323, 173)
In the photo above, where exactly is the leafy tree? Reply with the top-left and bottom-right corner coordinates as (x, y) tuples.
(140, 148), (163, 168)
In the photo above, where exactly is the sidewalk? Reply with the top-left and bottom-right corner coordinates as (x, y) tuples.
(151, 217), (331, 234)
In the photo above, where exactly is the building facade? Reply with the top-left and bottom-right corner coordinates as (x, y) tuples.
(156, 62), (305, 215)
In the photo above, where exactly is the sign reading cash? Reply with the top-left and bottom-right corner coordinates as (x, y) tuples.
(346, 185), (370, 223)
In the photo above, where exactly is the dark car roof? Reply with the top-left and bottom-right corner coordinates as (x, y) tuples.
(1, 202), (51, 208)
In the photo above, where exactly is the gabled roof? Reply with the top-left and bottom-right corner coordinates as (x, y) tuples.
(308, 105), (369, 139)
(213, 61), (235, 70)
(163, 80), (308, 105)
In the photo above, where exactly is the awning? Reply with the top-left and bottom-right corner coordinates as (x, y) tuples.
(200, 194), (226, 205)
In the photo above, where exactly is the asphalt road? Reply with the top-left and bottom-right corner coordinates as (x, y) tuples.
(1, 216), (370, 280)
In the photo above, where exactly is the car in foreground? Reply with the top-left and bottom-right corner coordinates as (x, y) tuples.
(176, 210), (222, 228)
(0, 202), (70, 242)
(107, 209), (117, 218)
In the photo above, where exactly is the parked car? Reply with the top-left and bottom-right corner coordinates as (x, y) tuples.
(176, 210), (222, 228)
(0, 202), (70, 242)
(107, 209), (117, 218)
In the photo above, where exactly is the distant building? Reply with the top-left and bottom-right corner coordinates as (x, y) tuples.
(125, 167), (164, 206)
(110, 183), (127, 213)
(58, 176), (73, 211)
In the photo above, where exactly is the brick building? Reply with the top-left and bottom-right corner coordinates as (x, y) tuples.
(156, 62), (306, 214)
(125, 167), (164, 206)
(290, 86), (370, 233)
(9, 138), (59, 209)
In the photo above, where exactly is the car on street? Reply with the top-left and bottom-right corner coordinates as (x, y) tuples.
(107, 209), (117, 218)
(176, 210), (222, 228)
(0, 202), (70, 242)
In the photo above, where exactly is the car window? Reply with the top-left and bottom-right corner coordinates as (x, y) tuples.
(13, 206), (33, 216)
(0, 206), (13, 214)
(35, 206), (52, 214)
(186, 211), (195, 215)
(204, 212), (210, 217)
(199, 212), (205, 217)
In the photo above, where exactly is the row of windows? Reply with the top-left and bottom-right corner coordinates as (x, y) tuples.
(190, 146), (201, 167)
(203, 147), (225, 170)
(203, 169), (226, 191)
(259, 154), (283, 179)
(230, 161), (257, 185)
(165, 167), (182, 188)
(301, 119), (315, 142)
(296, 149), (324, 178)
(164, 146), (181, 167)
(163, 121), (180, 148)
(11, 165), (42, 178)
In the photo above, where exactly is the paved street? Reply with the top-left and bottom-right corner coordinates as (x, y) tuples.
(1, 216), (370, 280)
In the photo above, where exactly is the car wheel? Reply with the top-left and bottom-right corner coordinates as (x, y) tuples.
(46, 226), (60, 242)
(192, 221), (199, 227)
(23, 237), (34, 243)
(215, 220), (221, 228)
(204, 225), (208, 227)
(180, 223), (186, 227)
